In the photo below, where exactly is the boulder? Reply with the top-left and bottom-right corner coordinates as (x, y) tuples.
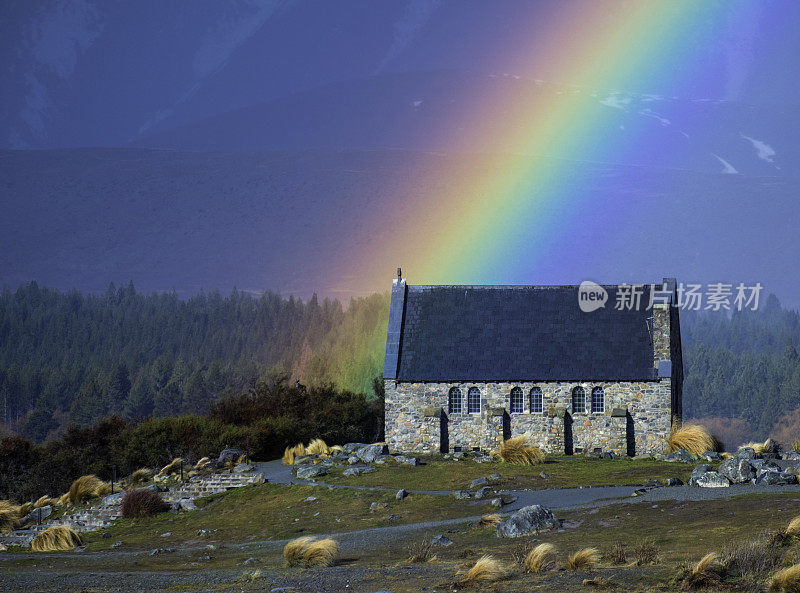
(755, 471), (798, 486)
(178, 498), (197, 511)
(394, 455), (420, 466)
(496, 504), (560, 538)
(295, 465), (329, 480)
(342, 443), (370, 454)
(782, 451), (800, 461)
(374, 456), (390, 464)
(218, 448), (244, 465)
(539, 472), (550, 479)
(396, 489), (410, 500)
(719, 458), (755, 483)
(343, 466), (377, 477)
(452, 490), (471, 500)
(430, 534), (454, 547)
(488, 473), (502, 482)
(751, 459), (780, 475)
(689, 464), (713, 485)
(293, 455), (316, 465)
(470, 477), (488, 488)
(696, 472), (729, 488)
(356, 444), (389, 464)
(101, 492), (125, 506)
(665, 477), (684, 486)
(233, 463), (254, 473)
(347, 456), (359, 465)
(664, 449), (696, 463)
(474, 486), (493, 499)
(490, 498), (504, 508)
(18, 505), (52, 527)
(701, 451), (722, 462)
(370, 502), (388, 511)
(736, 447), (756, 460)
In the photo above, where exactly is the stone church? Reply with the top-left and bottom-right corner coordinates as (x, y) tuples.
(383, 277), (683, 456)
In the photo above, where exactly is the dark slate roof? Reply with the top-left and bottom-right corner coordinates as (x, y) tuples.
(386, 284), (658, 382)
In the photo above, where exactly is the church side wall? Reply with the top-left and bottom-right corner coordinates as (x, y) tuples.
(384, 379), (672, 456)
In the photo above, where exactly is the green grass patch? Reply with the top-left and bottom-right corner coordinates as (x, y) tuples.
(324, 455), (695, 491)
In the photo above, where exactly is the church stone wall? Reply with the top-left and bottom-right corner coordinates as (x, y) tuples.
(384, 378), (673, 456)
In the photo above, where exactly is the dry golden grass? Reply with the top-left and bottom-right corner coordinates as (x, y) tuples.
(282, 443), (306, 465)
(67, 475), (111, 505)
(193, 457), (211, 471)
(306, 438), (332, 456)
(31, 526), (83, 552)
(605, 542), (627, 565)
(129, 468), (154, 485)
(156, 458), (184, 477)
(524, 543), (557, 573)
(667, 424), (715, 455)
(786, 516), (800, 537)
(493, 435), (545, 465)
(770, 564), (800, 592)
(740, 438), (778, 457)
(57, 492), (70, 507)
(0, 501), (22, 533)
(18, 502), (33, 517)
(680, 552), (725, 588)
(721, 452), (734, 460)
(582, 577), (619, 589)
(34, 496), (56, 509)
(407, 539), (436, 563)
(282, 536), (339, 567)
(477, 513), (503, 528)
(460, 555), (510, 583)
(566, 547), (601, 570)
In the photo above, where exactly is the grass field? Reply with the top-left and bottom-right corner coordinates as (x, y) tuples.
(324, 454), (697, 491)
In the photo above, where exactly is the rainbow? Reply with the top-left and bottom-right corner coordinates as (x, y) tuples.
(358, 2), (741, 290)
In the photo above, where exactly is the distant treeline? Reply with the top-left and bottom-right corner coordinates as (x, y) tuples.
(0, 282), (387, 441)
(0, 376), (383, 502)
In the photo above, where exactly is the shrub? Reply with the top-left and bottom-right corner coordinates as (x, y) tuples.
(129, 468), (153, 485)
(31, 526), (82, 551)
(121, 488), (169, 518)
(566, 547), (600, 570)
(460, 555), (509, 583)
(770, 564), (800, 592)
(667, 424), (716, 455)
(494, 436), (545, 465)
(282, 536), (339, 567)
(632, 540), (659, 565)
(407, 538), (436, 563)
(525, 543), (557, 573)
(67, 475), (111, 505)
(605, 542), (627, 565)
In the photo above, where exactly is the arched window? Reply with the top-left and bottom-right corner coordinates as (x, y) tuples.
(510, 387), (523, 413)
(468, 387), (481, 414)
(448, 387), (462, 414)
(591, 387), (605, 414)
(571, 386), (586, 414)
(530, 387), (543, 414)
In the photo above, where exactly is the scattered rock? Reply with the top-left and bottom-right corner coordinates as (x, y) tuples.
(233, 463), (254, 473)
(470, 477), (488, 488)
(490, 498), (504, 508)
(102, 532), (111, 539)
(112, 541), (122, 549)
(242, 557), (258, 565)
(394, 455), (420, 466)
(736, 447), (756, 460)
(342, 443), (370, 454)
(343, 466), (377, 477)
(718, 458), (755, 484)
(357, 444), (389, 464)
(150, 547), (174, 555)
(161, 532), (172, 537)
(474, 486), (493, 499)
(178, 498), (197, 511)
(293, 455), (316, 465)
(218, 448), (244, 465)
(430, 534), (453, 547)
(696, 472), (730, 488)
(701, 451), (722, 462)
(755, 471), (798, 486)
(539, 471), (550, 479)
(496, 504), (560, 538)
(385, 514), (401, 522)
(295, 465), (329, 480)
(347, 456), (359, 465)
(370, 502), (388, 511)
(396, 489), (410, 500)
(664, 449), (696, 463)
(304, 496), (318, 502)
(100, 492), (125, 507)
(689, 464), (713, 485)
(488, 473), (502, 482)
(665, 478), (684, 486)
(782, 451), (800, 461)
(452, 490), (471, 500)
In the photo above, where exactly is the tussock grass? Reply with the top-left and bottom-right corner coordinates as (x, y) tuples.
(667, 424), (716, 455)
(407, 538), (436, 563)
(632, 540), (659, 565)
(282, 536), (339, 567)
(306, 439), (332, 456)
(770, 564), (800, 592)
(31, 526), (82, 552)
(67, 475), (111, 505)
(193, 457), (211, 471)
(282, 444), (306, 465)
(156, 458), (183, 477)
(723, 536), (782, 580)
(17, 502), (33, 517)
(787, 517), (800, 536)
(680, 552), (724, 588)
(459, 555), (509, 583)
(34, 496), (56, 509)
(121, 488), (169, 518)
(605, 542), (627, 565)
(524, 542), (557, 573)
(0, 501), (22, 533)
(566, 547), (601, 570)
(477, 513), (503, 528)
(493, 435), (545, 465)
(129, 468), (153, 485)
(57, 492), (70, 507)
(582, 577), (618, 589)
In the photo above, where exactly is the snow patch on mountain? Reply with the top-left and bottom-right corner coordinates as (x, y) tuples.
(740, 134), (776, 164)
(712, 154), (739, 174)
